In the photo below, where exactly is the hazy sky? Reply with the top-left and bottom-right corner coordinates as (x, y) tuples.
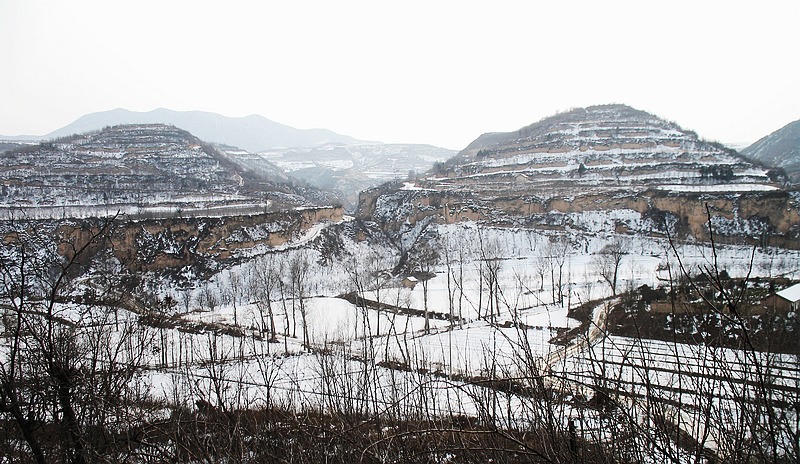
(1, 0), (798, 149)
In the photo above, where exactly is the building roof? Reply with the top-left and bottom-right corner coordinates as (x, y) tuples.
(776, 283), (800, 303)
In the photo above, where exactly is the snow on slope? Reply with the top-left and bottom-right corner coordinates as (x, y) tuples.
(442, 104), (772, 192)
(0, 124), (329, 215)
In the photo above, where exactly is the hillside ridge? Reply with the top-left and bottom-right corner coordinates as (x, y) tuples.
(742, 118), (800, 182)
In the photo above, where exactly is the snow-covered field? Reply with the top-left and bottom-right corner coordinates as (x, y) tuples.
(133, 223), (799, 406)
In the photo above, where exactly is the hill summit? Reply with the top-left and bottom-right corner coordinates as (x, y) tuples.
(359, 104), (798, 247)
(445, 104), (772, 194)
(0, 124), (336, 218)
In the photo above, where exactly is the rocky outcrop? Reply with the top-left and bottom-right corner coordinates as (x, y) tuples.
(359, 184), (799, 248)
(51, 206), (344, 276)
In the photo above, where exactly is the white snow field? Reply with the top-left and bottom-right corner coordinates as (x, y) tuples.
(103, 223), (798, 457)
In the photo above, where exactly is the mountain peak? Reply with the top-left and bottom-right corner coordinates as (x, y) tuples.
(465, 104), (677, 152)
(422, 103), (774, 201)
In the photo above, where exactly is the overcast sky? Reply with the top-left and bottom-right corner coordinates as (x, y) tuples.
(1, 0), (798, 149)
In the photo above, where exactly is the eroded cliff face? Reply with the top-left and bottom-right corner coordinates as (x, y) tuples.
(47, 206), (344, 275)
(358, 185), (800, 248)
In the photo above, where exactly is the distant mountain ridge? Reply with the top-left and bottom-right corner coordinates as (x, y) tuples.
(39, 108), (362, 152)
(742, 119), (800, 182)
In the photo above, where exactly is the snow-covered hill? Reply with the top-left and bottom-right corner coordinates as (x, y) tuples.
(359, 105), (799, 247)
(447, 104), (775, 194)
(1, 108), (458, 209)
(0, 124), (338, 217)
(742, 118), (800, 182)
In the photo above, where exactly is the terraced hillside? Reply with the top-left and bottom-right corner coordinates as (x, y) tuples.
(359, 105), (799, 247)
(452, 105), (769, 190)
(0, 124), (337, 218)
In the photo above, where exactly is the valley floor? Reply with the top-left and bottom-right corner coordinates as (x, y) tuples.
(1, 220), (798, 462)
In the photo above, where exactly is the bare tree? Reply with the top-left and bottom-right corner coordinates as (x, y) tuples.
(197, 281), (219, 313)
(441, 231), (458, 327)
(546, 236), (570, 306)
(477, 229), (504, 323)
(225, 269), (243, 327)
(414, 245), (439, 335)
(252, 253), (281, 342)
(592, 238), (627, 296)
(288, 250), (313, 349)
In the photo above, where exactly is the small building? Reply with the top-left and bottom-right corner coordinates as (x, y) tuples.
(764, 283), (800, 313)
(402, 276), (418, 290)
